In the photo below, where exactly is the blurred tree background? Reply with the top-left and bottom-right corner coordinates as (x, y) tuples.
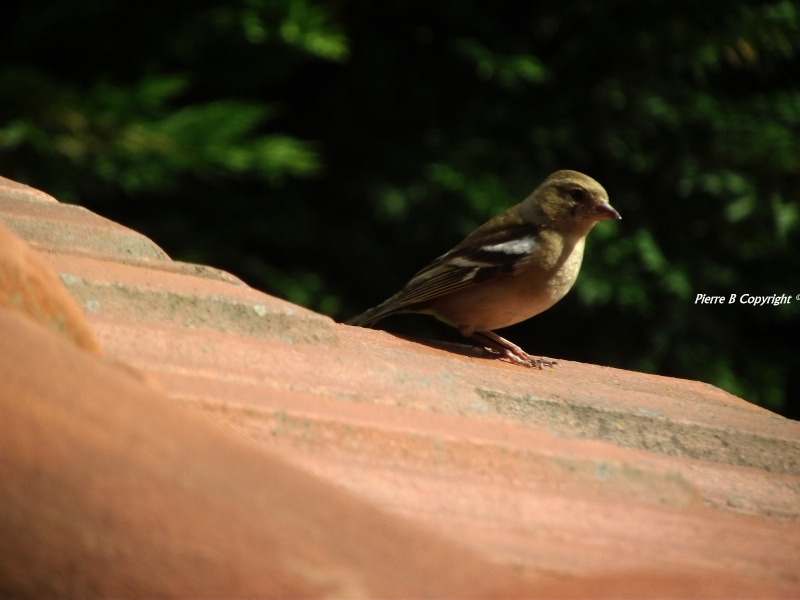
(2, 0), (798, 417)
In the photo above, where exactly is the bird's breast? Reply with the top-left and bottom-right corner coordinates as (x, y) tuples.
(544, 236), (585, 302)
(432, 237), (586, 333)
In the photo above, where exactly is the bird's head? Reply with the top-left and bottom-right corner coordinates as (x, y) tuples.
(522, 170), (621, 236)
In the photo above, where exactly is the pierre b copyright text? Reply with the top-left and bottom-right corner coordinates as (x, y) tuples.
(694, 293), (796, 306)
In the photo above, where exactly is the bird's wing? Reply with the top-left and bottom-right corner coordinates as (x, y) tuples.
(379, 222), (543, 311)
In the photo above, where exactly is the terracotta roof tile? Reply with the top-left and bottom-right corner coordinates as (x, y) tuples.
(2, 174), (799, 597)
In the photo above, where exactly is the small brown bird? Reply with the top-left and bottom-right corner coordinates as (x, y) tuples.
(347, 170), (621, 367)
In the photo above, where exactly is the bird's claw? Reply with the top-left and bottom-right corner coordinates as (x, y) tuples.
(472, 330), (556, 369)
(497, 348), (557, 369)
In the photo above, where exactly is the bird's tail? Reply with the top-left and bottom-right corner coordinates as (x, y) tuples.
(345, 293), (406, 328)
(345, 305), (388, 328)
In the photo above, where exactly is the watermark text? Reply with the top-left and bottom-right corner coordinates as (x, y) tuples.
(694, 293), (795, 306)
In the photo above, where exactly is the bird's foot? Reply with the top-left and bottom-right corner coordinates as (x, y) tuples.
(496, 347), (556, 369)
(471, 330), (557, 369)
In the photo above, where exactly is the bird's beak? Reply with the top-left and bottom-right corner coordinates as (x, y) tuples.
(593, 201), (621, 221)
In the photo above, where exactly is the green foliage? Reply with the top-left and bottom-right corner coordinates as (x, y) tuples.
(1, 0), (798, 416)
(0, 70), (319, 196)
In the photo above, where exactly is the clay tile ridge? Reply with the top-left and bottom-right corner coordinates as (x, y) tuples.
(1, 174), (799, 599)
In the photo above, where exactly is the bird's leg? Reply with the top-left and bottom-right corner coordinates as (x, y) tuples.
(470, 330), (556, 369)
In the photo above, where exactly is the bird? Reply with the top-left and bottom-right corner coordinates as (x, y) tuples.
(346, 170), (621, 368)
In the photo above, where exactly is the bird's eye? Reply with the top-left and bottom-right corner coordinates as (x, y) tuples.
(567, 188), (586, 202)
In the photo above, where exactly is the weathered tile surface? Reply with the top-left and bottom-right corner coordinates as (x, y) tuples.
(2, 175), (799, 598)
